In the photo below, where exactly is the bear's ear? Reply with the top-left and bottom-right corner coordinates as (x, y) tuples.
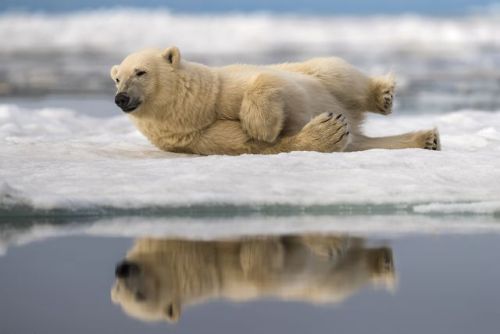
(110, 65), (119, 80)
(162, 46), (181, 68)
(164, 301), (181, 323)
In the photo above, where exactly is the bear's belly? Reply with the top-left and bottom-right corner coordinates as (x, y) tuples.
(280, 75), (343, 136)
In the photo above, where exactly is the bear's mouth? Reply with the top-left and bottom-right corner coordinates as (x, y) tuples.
(122, 100), (142, 113)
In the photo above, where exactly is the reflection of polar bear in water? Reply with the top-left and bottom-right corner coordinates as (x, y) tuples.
(111, 235), (395, 323)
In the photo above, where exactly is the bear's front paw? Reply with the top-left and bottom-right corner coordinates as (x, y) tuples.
(297, 112), (350, 152)
(372, 76), (395, 115)
(378, 89), (394, 115)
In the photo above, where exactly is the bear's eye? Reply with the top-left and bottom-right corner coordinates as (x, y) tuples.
(115, 78), (120, 83)
(136, 70), (146, 77)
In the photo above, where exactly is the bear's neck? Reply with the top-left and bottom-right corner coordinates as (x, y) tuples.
(134, 61), (219, 151)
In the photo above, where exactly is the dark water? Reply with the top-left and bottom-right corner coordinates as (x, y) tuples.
(1, 230), (499, 334)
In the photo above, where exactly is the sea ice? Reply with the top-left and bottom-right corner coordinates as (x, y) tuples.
(0, 104), (499, 215)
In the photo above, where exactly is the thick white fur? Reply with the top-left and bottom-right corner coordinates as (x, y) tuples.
(111, 47), (440, 155)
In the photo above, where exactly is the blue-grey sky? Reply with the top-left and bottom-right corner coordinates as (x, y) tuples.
(0, 0), (498, 14)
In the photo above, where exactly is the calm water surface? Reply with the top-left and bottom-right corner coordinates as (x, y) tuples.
(1, 224), (499, 334)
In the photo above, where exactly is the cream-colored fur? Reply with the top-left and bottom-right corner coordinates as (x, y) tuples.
(110, 47), (440, 155)
(111, 235), (395, 323)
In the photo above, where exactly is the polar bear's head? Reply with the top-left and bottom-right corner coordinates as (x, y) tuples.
(110, 47), (182, 114)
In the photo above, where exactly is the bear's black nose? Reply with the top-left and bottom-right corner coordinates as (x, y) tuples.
(115, 261), (140, 278)
(115, 93), (130, 109)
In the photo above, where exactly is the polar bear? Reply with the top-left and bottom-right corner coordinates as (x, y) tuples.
(110, 47), (440, 155)
(111, 235), (395, 323)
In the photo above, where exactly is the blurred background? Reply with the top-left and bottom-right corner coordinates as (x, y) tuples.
(0, 0), (499, 114)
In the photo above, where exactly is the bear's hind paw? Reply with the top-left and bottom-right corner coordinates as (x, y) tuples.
(423, 128), (441, 151)
(297, 112), (350, 152)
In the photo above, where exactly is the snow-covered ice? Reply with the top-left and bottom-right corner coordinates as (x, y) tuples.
(1, 104), (499, 216)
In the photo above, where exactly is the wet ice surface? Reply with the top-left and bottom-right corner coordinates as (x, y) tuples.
(1, 103), (500, 216)
(0, 224), (499, 334)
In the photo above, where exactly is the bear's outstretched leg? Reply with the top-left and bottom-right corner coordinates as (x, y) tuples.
(366, 75), (395, 115)
(347, 128), (441, 151)
(240, 74), (286, 143)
